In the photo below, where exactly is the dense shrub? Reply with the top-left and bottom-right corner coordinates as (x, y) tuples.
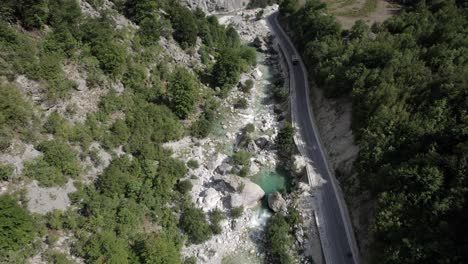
(79, 231), (130, 263)
(187, 159), (199, 169)
(37, 140), (80, 177)
(209, 209), (225, 235)
(244, 123), (255, 134)
(44, 112), (72, 139)
(0, 163), (14, 181)
(234, 97), (248, 109)
(212, 48), (242, 94)
(0, 195), (34, 251)
(168, 67), (199, 119)
(136, 235), (181, 264)
(240, 79), (254, 93)
(265, 214), (293, 264)
(176, 180), (193, 194)
(230, 206), (243, 218)
(24, 158), (66, 187)
(0, 84), (32, 131)
(179, 206), (212, 244)
(232, 150), (251, 166)
(169, 4), (199, 49)
(190, 99), (219, 138)
(282, 1), (468, 263)
(42, 250), (74, 264)
(276, 123), (295, 158)
(92, 40), (127, 76)
(125, 101), (184, 153)
(138, 15), (162, 46)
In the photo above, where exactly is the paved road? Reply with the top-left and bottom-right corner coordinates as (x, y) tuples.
(268, 12), (360, 264)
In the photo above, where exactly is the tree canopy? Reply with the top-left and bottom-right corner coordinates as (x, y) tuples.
(0, 195), (34, 252)
(281, 1), (468, 263)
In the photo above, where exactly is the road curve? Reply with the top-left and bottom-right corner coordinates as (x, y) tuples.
(268, 12), (360, 264)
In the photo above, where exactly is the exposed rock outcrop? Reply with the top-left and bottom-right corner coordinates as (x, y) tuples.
(214, 174), (265, 208)
(268, 192), (286, 212)
(184, 0), (249, 13)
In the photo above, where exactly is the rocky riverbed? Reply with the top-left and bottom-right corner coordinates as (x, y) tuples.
(163, 5), (296, 263)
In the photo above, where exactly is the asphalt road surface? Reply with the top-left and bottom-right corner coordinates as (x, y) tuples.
(268, 12), (360, 264)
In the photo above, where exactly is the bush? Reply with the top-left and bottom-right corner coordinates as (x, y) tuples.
(0, 84), (32, 132)
(244, 123), (255, 134)
(239, 46), (257, 68)
(212, 48), (241, 94)
(136, 235), (181, 264)
(24, 158), (66, 187)
(238, 166), (249, 177)
(187, 159), (199, 169)
(230, 206), (243, 218)
(209, 209), (225, 235)
(44, 112), (72, 139)
(168, 67), (198, 119)
(138, 15), (161, 46)
(179, 206), (212, 244)
(79, 231), (130, 263)
(0, 195), (34, 251)
(0, 163), (14, 181)
(184, 256), (197, 264)
(232, 150), (251, 166)
(276, 123), (295, 158)
(265, 214), (294, 264)
(241, 79), (254, 93)
(234, 97), (248, 109)
(170, 4), (199, 49)
(190, 99), (218, 138)
(255, 10), (264, 21)
(36, 140), (81, 178)
(42, 250), (74, 264)
(177, 180), (193, 194)
(92, 40), (126, 76)
(126, 102), (184, 153)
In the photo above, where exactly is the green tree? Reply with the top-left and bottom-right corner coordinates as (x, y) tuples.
(0, 195), (34, 251)
(0, 163), (14, 181)
(232, 150), (251, 166)
(179, 206), (212, 244)
(212, 48), (241, 94)
(138, 15), (161, 46)
(137, 235), (181, 264)
(170, 4), (198, 49)
(92, 40), (127, 76)
(0, 84), (32, 132)
(168, 67), (198, 119)
(276, 123), (295, 157)
(80, 231), (130, 264)
(36, 140), (80, 177)
(18, 0), (49, 29)
(265, 214), (293, 264)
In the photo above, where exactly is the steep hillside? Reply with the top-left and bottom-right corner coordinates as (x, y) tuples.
(280, 0), (467, 263)
(0, 0), (260, 262)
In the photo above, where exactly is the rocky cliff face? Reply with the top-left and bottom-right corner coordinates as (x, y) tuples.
(184, 0), (249, 13)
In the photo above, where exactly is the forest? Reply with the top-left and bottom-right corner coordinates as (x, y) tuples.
(280, 0), (467, 263)
(0, 0), (256, 263)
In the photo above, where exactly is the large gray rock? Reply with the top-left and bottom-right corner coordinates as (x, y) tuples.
(216, 162), (232, 175)
(231, 186), (264, 209)
(292, 155), (306, 175)
(201, 188), (221, 211)
(219, 175), (265, 208)
(184, 0), (249, 13)
(268, 192), (286, 212)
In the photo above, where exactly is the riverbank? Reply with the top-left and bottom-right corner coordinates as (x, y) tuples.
(164, 5), (294, 263)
